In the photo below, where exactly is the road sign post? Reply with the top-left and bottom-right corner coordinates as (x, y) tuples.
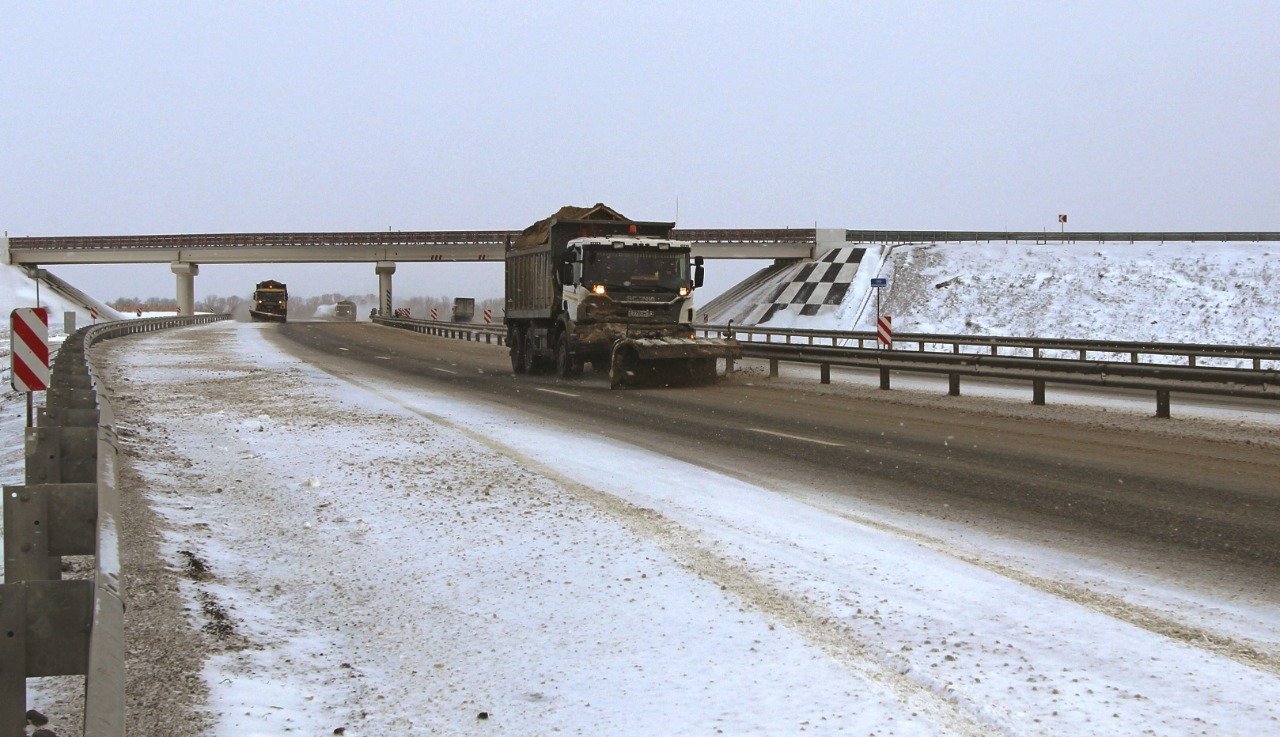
(869, 277), (889, 349)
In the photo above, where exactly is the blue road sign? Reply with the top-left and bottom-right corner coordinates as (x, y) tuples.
(870, 277), (888, 287)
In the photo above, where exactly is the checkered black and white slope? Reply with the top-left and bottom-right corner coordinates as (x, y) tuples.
(742, 246), (867, 324)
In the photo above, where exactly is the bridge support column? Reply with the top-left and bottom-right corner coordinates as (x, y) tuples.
(170, 262), (199, 316)
(375, 261), (396, 316)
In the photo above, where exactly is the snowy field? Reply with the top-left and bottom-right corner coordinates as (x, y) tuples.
(14, 321), (1266, 736)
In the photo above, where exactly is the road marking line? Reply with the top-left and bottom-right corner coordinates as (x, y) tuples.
(433, 367), (458, 374)
(338, 347), (349, 351)
(376, 356), (391, 360)
(535, 387), (580, 397)
(747, 428), (843, 447)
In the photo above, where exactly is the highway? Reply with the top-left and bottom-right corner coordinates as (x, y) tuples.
(275, 322), (1280, 586)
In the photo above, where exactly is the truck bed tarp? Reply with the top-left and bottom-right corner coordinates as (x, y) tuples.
(512, 203), (629, 250)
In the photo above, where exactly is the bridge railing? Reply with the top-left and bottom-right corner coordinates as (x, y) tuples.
(2, 314), (229, 737)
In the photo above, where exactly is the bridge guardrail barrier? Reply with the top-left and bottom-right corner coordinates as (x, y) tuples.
(2, 314), (229, 737)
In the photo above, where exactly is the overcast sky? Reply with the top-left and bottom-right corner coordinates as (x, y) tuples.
(3, 2), (1278, 302)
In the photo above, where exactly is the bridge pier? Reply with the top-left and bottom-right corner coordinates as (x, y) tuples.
(170, 262), (199, 316)
(376, 261), (396, 316)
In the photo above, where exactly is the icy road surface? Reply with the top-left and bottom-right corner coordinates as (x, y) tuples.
(66, 322), (1280, 735)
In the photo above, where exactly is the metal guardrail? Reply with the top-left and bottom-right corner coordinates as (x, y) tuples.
(696, 325), (1280, 417)
(2, 314), (229, 737)
(372, 315), (1279, 417)
(697, 324), (1280, 371)
(373, 315), (508, 344)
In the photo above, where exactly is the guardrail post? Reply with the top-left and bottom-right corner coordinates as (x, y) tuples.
(1, 583), (27, 733)
(1188, 355), (1197, 367)
(1130, 352), (1138, 363)
(1156, 389), (1171, 418)
(819, 363), (830, 384)
(879, 367), (891, 390)
(769, 359), (779, 378)
(948, 373), (960, 396)
(1033, 379), (1046, 405)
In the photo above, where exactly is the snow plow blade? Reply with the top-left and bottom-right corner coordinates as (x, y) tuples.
(628, 337), (742, 361)
(610, 337), (741, 388)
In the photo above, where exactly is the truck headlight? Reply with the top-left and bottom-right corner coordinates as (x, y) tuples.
(678, 287), (690, 297)
(592, 284), (607, 296)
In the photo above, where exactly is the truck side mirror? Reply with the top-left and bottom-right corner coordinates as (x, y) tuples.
(694, 264), (705, 288)
(560, 262), (575, 286)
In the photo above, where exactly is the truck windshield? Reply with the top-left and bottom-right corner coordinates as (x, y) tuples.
(583, 248), (689, 290)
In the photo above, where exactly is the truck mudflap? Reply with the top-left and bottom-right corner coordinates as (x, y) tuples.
(610, 337), (741, 388)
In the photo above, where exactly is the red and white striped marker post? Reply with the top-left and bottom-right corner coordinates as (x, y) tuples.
(11, 307), (50, 426)
(430, 307), (438, 320)
(876, 315), (893, 349)
(90, 306), (99, 323)
(483, 309), (493, 324)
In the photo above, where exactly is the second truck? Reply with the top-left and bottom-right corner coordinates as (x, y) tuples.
(505, 204), (740, 388)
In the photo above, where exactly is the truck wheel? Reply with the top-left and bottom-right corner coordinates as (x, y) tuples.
(510, 327), (526, 374)
(556, 335), (582, 379)
(522, 330), (542, 375)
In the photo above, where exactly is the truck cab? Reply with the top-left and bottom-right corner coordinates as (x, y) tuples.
(560, 236), (704, 331)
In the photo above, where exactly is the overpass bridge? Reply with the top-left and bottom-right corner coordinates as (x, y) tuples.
(5, 229), (1279, 316)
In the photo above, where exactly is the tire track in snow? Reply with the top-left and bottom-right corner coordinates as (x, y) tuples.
(307, 366), (1001, 737)
(816, 506), (1280, 677)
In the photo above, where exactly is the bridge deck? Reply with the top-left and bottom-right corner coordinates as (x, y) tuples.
(6, 229), (1279, 265)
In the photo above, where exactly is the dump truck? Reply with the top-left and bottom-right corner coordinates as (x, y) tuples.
(250, 280), (288, 322)
(452, 297), (476, 323)
(504, 204), (740, 387)
(333, 300), (357, 321)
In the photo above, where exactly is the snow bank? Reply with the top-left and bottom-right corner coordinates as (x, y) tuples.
(864, 242), (1280, 344)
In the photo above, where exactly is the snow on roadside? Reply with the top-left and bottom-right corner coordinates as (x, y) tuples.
(93, 322), (1280, 736)
(98, 324), (945, 736)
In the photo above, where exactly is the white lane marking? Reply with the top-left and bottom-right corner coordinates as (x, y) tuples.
(433, 367), (458, 374)
(376, 356), (391, 360)
(338, 347), (349, 351)
(535, 387), (580, 397)
(747, 428), (844, 447)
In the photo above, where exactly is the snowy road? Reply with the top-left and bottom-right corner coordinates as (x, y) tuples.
(55, 321), (1280, 735)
